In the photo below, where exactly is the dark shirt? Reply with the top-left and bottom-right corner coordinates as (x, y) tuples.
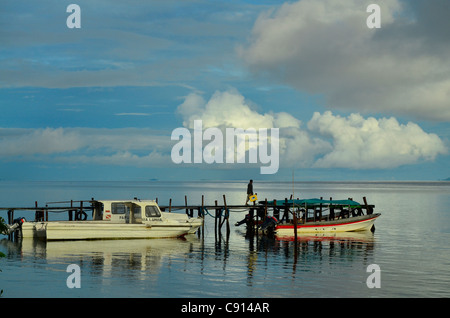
(247, 183), (253, 195)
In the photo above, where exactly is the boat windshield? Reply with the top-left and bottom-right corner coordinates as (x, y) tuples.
(145, 205), (161, 217)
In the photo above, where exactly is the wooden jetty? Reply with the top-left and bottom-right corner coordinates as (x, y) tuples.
(1, 194), (377, 242)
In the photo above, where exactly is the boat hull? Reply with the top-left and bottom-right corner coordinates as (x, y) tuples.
(21, 219), (203, 241)
(275, 213), (380, 235)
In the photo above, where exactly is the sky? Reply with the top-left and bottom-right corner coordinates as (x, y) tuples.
(0, 0), (449, 181)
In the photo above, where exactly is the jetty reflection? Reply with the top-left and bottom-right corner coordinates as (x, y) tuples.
(242, 230), (376, 279)
(5, 230), (376, 286)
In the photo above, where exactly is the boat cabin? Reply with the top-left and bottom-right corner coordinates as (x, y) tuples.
(97, 199), (162, 224)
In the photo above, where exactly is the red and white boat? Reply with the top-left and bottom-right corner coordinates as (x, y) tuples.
(263, 198), (380, 236)
(276, 213), (380, 235)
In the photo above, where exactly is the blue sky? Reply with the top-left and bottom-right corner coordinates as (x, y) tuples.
(0, 0), (449, 181)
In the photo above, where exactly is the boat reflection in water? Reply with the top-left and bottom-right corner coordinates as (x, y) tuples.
(4, 229), (376, 297)
(273, 231), (376, 264)
(16, 236), (203, 280)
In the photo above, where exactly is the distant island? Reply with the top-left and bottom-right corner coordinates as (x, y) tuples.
(442, 177), (450, 181)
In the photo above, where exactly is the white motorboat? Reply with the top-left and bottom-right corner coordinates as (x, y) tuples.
(20, 199), (203, 241)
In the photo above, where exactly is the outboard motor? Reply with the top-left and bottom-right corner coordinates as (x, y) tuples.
(4, 217), (26, 235)
(259, 216), (278, 235)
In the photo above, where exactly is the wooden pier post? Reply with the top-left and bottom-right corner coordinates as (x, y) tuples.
(68, 200), (73, 221)
(319, 197), (323, 221)
(223, 195), (230, 238)
(79, 201), (84, 221)
(273, 199), (279, 220)
(35, 201), (44, 222)
(185, 195), (194, 217)
(251, 195), (256, 234)
(248, 207), (254, 234)
(329, 197), (335, 220)
(7, 209), (13, 241)
(363, 197), (369, 215)
(200, 195), (205, 239)
(283, 198), (289, 223)
(92, 200), (101, 220)
(293, 205), (298, 241)
(214, 200), (219, 240)
(217, 200), (222, 235)
(264, 199), (268, 221)
(7, 209), (13, 225)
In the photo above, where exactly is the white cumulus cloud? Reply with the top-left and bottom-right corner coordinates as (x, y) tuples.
(177, 88), (297, 130)
(176, 89), (327, 168)
(307, 111), (447, 168)
(177, 89), (447, 169)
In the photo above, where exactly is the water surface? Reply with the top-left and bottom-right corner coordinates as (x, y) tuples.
(1, 181), (449, 298)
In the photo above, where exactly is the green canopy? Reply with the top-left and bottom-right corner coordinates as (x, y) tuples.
(265, 198), (362, 208)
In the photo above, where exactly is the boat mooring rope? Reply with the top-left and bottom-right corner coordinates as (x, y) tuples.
(199, 207), (230, 218)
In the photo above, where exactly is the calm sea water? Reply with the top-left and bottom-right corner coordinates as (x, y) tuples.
(1, 180), (449, 298)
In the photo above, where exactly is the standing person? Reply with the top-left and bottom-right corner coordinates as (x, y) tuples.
(246, 179), (253, 205)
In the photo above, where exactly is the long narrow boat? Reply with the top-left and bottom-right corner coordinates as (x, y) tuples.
(18, 199), (203, 241)
(263, 198), (380, 235)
